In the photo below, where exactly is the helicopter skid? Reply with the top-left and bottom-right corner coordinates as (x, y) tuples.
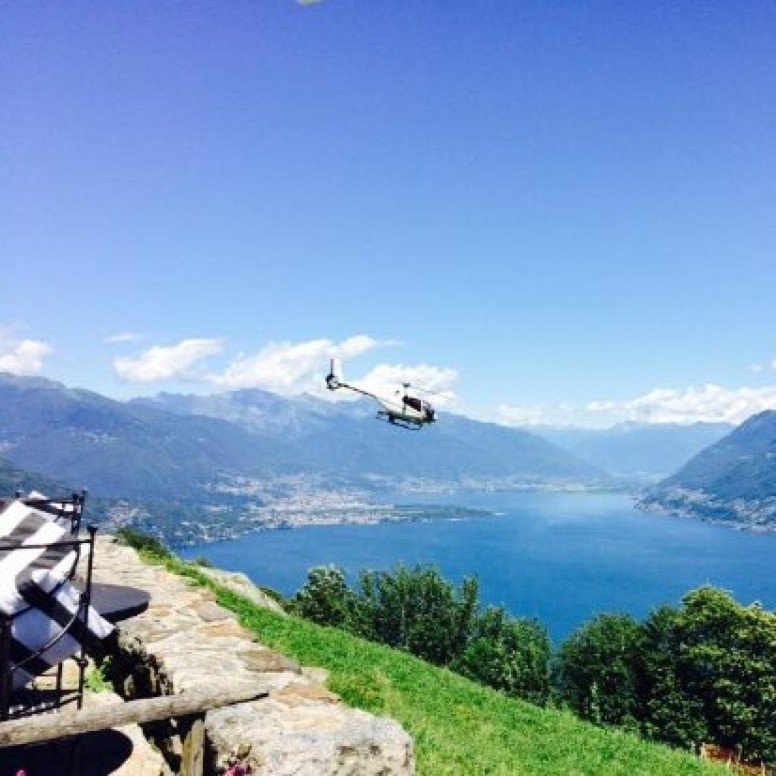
(376, 411), (423, 430)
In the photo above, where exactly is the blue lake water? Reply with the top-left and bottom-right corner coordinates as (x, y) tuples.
(180, 492), (776, 643)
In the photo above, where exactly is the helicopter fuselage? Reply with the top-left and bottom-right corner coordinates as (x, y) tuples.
(325, 370), (435, 429)
(377, 397), (429, 427)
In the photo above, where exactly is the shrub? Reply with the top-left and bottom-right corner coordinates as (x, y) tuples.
(291, 563), (551, 705)
(290, 561), (775, 766)
(645, 587), (776, 764)
(555, 588), (776, 766)
(259, 585), (289, 608)
(115, 527), (172, 559)
(292, 565), (357, 627)
(638, 604), (708, 749)
(554, 613), (643, 726)
(355, 565), (479, 666)
(452, 606), (551, 705)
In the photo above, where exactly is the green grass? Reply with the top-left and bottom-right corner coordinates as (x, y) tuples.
(138, 549), (723, 776)
(85, 657), (114, 693)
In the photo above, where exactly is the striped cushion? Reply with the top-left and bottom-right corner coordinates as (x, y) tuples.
(0, 500), (114, 690)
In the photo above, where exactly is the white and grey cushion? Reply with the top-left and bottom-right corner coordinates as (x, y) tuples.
(0, 500), (114, 690)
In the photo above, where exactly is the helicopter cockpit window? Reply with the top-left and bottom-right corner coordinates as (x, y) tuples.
(403, 396), (422, 412)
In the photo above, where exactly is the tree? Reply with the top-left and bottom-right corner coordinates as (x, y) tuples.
(292, 565), (356, 628)
(356, 564), (480, 666)
(667, 587), (776, 764)
(452, 606), (551, 705)
(638, 604), (708, 750)
(554, 613), (643, 726)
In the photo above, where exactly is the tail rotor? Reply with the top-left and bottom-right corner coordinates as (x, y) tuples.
(326, 358), (343, 390)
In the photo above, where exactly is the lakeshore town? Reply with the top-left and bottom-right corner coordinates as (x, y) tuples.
(98, 474), (499, 547)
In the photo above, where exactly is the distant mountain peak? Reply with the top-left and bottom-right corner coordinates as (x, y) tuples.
(0, 372), (65, 390)
(535, 420), (734, 481)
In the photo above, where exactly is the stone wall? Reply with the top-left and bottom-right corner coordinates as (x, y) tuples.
(90, 536), (415, 775)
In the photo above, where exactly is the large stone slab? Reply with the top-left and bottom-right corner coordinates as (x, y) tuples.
(88, 536), (415, 775)
(194, 566), (287, 615)
(207, 699), (414, 776)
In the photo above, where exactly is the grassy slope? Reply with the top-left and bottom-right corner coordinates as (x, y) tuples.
(148, 553), (721, 776)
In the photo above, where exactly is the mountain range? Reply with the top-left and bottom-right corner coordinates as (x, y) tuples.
(640, 410), (776, 528)
(535, 422), (733, 481)
(0, 374), (605, 503)
(0, 375), (290, 500)
(2, 372), (773, 533)
(0, 456), (62, 498)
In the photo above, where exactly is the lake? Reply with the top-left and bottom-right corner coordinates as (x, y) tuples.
(180, 492), (776, 643)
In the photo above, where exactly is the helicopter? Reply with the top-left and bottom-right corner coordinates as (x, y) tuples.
(325, 358), (437, 430)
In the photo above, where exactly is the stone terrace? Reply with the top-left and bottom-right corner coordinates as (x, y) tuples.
(89, 536), (415, 775)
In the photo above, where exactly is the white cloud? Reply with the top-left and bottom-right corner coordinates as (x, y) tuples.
(109, 333), (455, 407)
(587, 385), (776, 425)
(104, 332), (142, 344)
(0, 327), (52, 375)
(744, 356), (776, 372)
(114, 338), (224, 383)
(208, 335), (388, 392)
(498, 384), (776, 428)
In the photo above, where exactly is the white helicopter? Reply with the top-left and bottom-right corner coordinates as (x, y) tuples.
(325, 358), (437, 430)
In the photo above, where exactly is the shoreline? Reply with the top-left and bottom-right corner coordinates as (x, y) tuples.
(634, 497), (776, 534)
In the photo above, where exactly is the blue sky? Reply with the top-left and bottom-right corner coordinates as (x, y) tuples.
(3, 1), (776, 426)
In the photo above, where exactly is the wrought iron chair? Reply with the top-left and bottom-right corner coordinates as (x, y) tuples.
(0, 496), (259, 775)
(1, 489), (88, 537)
(0, 492), (99, 722)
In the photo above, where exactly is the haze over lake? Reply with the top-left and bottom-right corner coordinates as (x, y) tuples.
(182, 493), (776, 642)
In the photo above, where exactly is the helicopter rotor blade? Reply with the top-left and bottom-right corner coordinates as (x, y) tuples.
(401, 383), (453, 399)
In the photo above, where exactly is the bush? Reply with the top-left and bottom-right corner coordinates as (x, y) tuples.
(355, 565), (479, 666)
(645, 587), (776, 764)
(291, 563), (775, 766)
(291, 563), (552, 705)
(554, 613), (643, 727)
(259, 585), (290, 608)
(555, 588), (776, 766)
(452, 606), (551, 705)
(115, 527), (172, 559)
(638, 604), (708, 749)
(292, 565), (357, 627)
